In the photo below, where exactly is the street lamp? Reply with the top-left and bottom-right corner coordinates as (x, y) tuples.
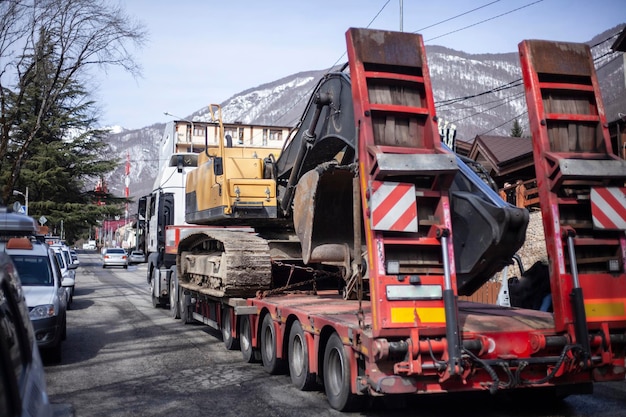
(12, 187), (28, 216)
(164, 111), (194, 152)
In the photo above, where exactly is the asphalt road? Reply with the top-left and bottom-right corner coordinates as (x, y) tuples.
(44, 251), (626, 417)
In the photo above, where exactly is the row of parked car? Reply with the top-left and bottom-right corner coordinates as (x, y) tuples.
(1, 207), (148, 417)
(0, 206), (65, 417)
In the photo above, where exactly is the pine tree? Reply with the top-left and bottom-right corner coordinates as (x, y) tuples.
(511, 118), (523, 137)
(0, 0), (146, 234)
(2, 29), (126, 243)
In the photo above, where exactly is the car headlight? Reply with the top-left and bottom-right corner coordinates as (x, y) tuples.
(29, 304), (56, 320)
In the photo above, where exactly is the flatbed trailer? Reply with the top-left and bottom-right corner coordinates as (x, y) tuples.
(163, 28), (626, 412)
(172, 277), (598, 402)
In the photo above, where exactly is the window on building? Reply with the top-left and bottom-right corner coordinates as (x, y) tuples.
(193, 125), (205, 138)
(262, 129), (268, 146)
(269, 129), (282, 141)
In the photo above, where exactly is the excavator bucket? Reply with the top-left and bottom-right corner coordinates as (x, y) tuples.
(292, 163), (355, 266)
(449, 153), (530, 295)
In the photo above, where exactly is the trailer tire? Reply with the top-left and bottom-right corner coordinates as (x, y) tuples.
(323, 332), (361, 412)
(169, 268), (180, 319)
(240, 315), (260, 363)
(260, 314), (286, 375)
(288, 320), (316, 390)
(222, 307), (239, 350)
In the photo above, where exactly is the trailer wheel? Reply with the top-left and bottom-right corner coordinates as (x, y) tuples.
(260, 314), (286, 375)
(288, 320), (316, 390)
(240, 315), (260, 363)
(221, 307), (239, 350)
(323, 332), (361, 411)
(169, 268), (180, 319)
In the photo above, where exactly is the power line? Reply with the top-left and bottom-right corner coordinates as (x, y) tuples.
(595, 53), (621, 72)
(442, 91), (526, 124)
(435, 79), (523, 107)
(413, 1), (501, 33)
(424, 0), (544, 43)
(438, 89), (524, 112)
(590, 31), (622, 49)
(270, 1), (392, 127)
(478, 110), (528, 136)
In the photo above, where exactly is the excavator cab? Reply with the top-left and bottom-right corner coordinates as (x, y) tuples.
(184, 105), (282, 226)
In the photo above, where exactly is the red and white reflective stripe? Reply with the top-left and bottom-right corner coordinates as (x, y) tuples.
(591, 187), (626, 230)
(371, 181), (418, 232)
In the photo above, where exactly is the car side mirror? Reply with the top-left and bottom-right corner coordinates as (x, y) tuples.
(68, 263), (78, 270)
(61, 277), (73, 287)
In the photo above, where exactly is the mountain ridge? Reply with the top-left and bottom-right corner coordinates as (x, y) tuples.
(104, 24), (626, 215)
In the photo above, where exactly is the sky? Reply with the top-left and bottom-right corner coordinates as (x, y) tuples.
(95, 0), (625, 130)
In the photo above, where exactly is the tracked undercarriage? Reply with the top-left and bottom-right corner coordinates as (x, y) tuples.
(178, 230), (272, 298)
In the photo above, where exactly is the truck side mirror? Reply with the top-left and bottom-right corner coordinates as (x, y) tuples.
(213, 157), (223, 176)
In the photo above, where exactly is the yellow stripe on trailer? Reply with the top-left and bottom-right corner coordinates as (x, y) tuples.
(390, 307), (446, 324)
(585, 298), (626, 320)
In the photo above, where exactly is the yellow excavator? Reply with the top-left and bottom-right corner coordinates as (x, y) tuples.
(183, 87), (528, 300)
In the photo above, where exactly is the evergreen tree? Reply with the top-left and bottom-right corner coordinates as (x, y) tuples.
(2, 28), (127, 243)
(511, 118), (523, 137)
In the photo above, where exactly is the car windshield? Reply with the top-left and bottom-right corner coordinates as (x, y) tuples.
(9, 255), (53, 286)
(106, 249), (125, 254)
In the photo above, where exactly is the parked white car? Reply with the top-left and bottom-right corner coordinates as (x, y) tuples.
(0, 250), (53, 417)
(128, 250), (146, 264)
(51, 245), (76, 307)
(0, 207), (70, 363)
(70, 249), (79, 265)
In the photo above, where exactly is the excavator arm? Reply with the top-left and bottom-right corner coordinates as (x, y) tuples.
(274, 63), (528, 295)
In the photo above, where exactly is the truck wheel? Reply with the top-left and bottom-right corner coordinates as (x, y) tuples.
(222, 307), (239, 350)
(323, 332), (361, 411)
(240, 315), (260, 363)
(288, 320), (316, 390)
(169, 269), (180, 319)
(150, 277), (160, 308)
(179, 291), (193, 324)
(260, 314), (286, 375)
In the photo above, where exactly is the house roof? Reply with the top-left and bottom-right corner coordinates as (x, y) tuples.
(453, 138), (473, 157)
(468, 135), (534, 178)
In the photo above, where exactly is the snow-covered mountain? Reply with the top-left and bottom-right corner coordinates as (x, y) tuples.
(103, 24), (625, 215)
